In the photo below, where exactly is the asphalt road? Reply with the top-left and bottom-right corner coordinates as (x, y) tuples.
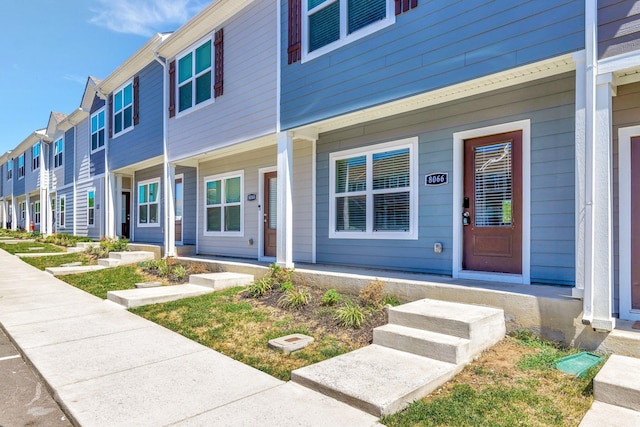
(0, 328), (71, 427)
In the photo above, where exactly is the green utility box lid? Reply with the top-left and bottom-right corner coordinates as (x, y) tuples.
(555, 352), (603, 377)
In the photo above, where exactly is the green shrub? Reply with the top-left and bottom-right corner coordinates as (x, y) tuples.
(280, 281), (294, 292)
(334, 301), (366, 329)
(268, 263), (293, 286)
(245, 277), (273, 298)
(383, 294), (402, 306)
(359, 279), (385, 308)
(321, 289), (343, 306)
(278, 287), (311, 310)
(171, 264), (187, 282)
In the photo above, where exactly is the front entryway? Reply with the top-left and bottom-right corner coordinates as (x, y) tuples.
(121, 192), (131, 239)
(463, 131), (523, 274)
(263, 171), (277, 258)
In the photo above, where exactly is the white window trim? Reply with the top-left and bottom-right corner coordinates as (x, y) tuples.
(302, 0), (395, 63)
(175, 33), (216, 118)
(59, 195), (66, 229)
(32, 143), (41, 170)
(452, 120), (531, 285)
(203, 170), (244, 237)
(112, 79), (135, 138)
(17, 153), (25, 179)
(34, 201), (40, 225)
(90, 108), (106, 153)
(20, 201), (26, 220)
(329, 137), (418, 240)
(54, 138), (64, 169)
(137, 178), (161, 228)
(87, 188), (96, 228)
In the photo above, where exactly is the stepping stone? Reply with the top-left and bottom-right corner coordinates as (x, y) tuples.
(16, 252), (71, 258)
(189, 272), (254, 290)
(60, 262), (83, 267)
(45, 265), (107, 276)
(292, 344), (459, 416)
(27, 247), (45, 251)
(268, 334), (314, 354)
(97, 251), (155, 267)
(135, 282), (162, 289)
(107, 284), (215, 308)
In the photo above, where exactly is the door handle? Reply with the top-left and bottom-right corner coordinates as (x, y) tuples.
(463, 211), (470, 226)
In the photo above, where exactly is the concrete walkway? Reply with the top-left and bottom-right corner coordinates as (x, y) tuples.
(0, 249), (380, 427)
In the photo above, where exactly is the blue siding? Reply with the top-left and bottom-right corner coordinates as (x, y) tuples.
(91, 149), (105, 176)
(13, 157), (25, 196)
(90, 94), (105, 114)
(176, 166), (196, 245)
(133, 164), (164, 243)
(58, 188), (74, 233)
(281, 0), (584, 129)
(315, 73), (576, 285)
(108, 61), (164, 171)
(64, 128), (75, 186)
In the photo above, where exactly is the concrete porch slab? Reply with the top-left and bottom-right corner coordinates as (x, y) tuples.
(593, 354), (640, 411)
(45, 265), (106, 275)
(107, 284), (215, 308)
(291, 344), (459, 416)
(579, 401), (640, 426)
(189, 272), (254, 289)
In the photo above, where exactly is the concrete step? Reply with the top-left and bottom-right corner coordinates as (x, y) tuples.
(593, 354), (640, 412)
(291, 344), (459, 417)
(189, 272), (254, 290)
(373, 323), (471, 364)
(97, 251), (156, 267)
(75, 242), (99, 249)
(388, 298), (505, 357)
(107, 284), (215, 308)
(128, 243), (162, 259)
(579, 401), (640, 426)
(175, 245), (196, 256)
(45, 265), (107, 276)
(66, 247), (86, 253)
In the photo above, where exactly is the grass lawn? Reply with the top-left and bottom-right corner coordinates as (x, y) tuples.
(0, 241), (64, 254)
(22, 253), (92, 270)
(382, 331), (603, 427)
(58, 266), (145, 299)
(131, 287), (357, 381)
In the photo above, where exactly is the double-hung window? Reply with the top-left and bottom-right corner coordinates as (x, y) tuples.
(7, 160), (12, 180)
(204, 172), (242, 234)
(20, 202), (26, 221)
(32, 143), (40, 170)
(138, 179), (160, 226)
(59, 196), (66, 228)
(305, 0), (393, 58)
(91, 110), (105, 151)
(177, 37), (213, 113)
(54, 138), (63, 168)
(329, 138), (418, 239)
(34, 201), (40, 225)
(17, 154), (25, 179)
(113, 81), (133, 135)
(88, 190), (95, 227)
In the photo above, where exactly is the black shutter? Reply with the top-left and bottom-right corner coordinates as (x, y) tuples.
(288, 0), (301, 64)
(108, 94), (114, 137)
(133, 76), (140, 125)
(214, 28), (224, 98)
(169, 60), (176, 118)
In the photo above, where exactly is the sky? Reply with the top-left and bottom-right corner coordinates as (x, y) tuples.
(0, 0), (210, 155)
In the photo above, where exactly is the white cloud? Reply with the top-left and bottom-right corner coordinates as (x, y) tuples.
(89, 0), (207, 37)
(63, 74), (86, 85)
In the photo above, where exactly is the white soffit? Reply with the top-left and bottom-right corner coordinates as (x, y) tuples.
(295, 53), (576, 135)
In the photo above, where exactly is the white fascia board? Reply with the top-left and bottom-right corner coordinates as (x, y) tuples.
(157, 0), (254, 59)
(99, 33), (170, 95)
(58, 108), (89, 132)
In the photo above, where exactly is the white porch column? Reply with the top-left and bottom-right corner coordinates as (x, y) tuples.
(25, 194), (31, 232)
(584, 73), (616, 331)
(165, 163), (176, 257)
(573, 51), (587, 298)
(40, 188), (48, 235)
(106, 172), (117, 238)
(276, 131), (294, 268)
(1, 200), (6, 229)
(11, 197), (17, 231)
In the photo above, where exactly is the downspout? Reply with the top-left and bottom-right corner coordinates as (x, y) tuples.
(153, 49), (173, 258)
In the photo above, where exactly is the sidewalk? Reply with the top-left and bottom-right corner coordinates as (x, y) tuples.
(0, 249), (380, 426)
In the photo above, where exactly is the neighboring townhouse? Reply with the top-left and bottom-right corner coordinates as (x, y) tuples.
(98, 34), (170, 245)
(592, 0), (640, 324)
(45, 112), (75, 235)
(156, 0), (315, 263)
(0, 151), (11, 228)
(74, 77), (107, 239)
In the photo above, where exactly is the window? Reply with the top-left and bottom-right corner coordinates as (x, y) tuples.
(32, 143), (40, 170)
(304, 0), (393, 59)
(59, 196), (65, 228)
(329, 138), (418, 239)
(113, 81), (134, 135)
(177, 37), (213, 113)
(18, 154), (25, 179)
(54, 138), (64, 168)
(20, 202), (26, 221)
(138, 179), (160, 226)
(91, 110), (105, 151)
(7, 160), (12, 180)
(204, 172), (243, 234)
(34, 201), (40, 224)
(87, 190), (95, 227)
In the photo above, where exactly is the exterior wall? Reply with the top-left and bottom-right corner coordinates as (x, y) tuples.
(197, 144), (313, 262)
(75, 177), (105, 239)
(598, 0), (640, 59)
(612, 80), (640, 313)
(56, 187), (74, 234)
(315, 73), (576, 284)
(176, 166), (197, 245)
(167, 0), (277, 161)
(50, 131), (65, 190)
(64, 128), (75, 186)
(13, 156), (25, 197)
(133, 164), (164, 243)
(281, 0), (584, 129)
(108, 61), (164, 171)
(25, 145), (39, 194)
(76, 117), (91, 182)
(1, 162), (11, 198)
(29, 194), (41, 232)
